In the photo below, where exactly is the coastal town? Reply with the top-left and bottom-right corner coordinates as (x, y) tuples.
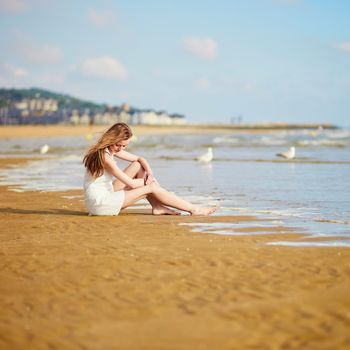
(0, 88), (187, 126)
(0, 88), (338, 130)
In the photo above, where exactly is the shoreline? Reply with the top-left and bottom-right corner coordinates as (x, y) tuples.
(0, 123), (339, 139)
(0, 157), (350, 349)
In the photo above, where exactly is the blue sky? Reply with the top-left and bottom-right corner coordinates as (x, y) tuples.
(0, 0), (349, 126)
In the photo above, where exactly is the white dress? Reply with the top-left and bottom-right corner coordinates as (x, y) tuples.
(83, 151), (125, 216)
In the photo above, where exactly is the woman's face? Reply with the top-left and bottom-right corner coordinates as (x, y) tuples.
(110, 139), (130, 153)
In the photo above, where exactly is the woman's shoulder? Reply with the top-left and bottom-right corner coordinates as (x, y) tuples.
(103, 147), (114, 160)
(104, 147), (111, 155)
(102, 148), (118, 165)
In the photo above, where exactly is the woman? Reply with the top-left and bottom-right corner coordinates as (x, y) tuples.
(83, 123), (217, 216)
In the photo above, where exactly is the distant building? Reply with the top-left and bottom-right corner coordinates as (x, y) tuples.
(170, 114), (187, 125)
(69, 109), (80, 125)
(0, 90), (187, 125)
(138, 111), (159, 125)
(118, 110), (132, 124)
(79, 110), (91, 125)
(121, 103), (130, 112)
(15, 98), (58, 113)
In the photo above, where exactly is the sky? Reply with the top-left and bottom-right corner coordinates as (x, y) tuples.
(0, 0), (349, 126)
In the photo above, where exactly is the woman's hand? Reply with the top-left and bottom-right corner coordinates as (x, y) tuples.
(145, 173), (158, 185)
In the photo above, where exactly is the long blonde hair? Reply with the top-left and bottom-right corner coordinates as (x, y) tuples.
(83, 123), (133, 178)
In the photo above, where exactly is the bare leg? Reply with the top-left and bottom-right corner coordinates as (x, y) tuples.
(113, 161), (180, 215)
(122, 183), (218, 216)
(112, 161), (143, 191)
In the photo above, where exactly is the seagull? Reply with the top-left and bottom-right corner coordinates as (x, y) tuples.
(276, 146), (295, 159)
(196, 147), (213, 163)
(40, 144), (49, 154)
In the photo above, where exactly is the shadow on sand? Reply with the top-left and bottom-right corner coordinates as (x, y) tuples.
(0, 207), (152, 216)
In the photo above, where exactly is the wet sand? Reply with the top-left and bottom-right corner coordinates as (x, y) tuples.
(0, 157), (350, 350)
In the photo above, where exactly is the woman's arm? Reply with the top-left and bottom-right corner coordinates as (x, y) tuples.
(116, 150), (153, 175)
(103, 152), (139, 189)
(138, 156), (153, 175)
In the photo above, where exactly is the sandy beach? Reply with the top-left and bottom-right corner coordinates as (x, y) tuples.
(0, 123), (333, 140)
(1, 127), (350, 349)
(0, 124), (241, 139)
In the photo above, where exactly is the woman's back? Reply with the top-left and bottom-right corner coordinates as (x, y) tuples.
(84, 149), (115, 194)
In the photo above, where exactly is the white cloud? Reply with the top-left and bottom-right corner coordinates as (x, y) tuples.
(195, 78), (210, 90)
(0, 0), (27, 12)
(88, 9), (116, 27)
(334, 42), (350, 53)
(183, 37), (217, 60)
(4, 63), (29, 77)
(0, 61), (64, 88)
(80, 56), (128, 80)
(14, 33), (62, 64)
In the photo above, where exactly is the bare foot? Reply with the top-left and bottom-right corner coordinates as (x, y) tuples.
(190, 205), (218, 216)
(152, 205), (181, 215)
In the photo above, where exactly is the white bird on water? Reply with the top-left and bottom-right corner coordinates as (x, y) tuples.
(276, 146), (295, 159)
(196, 147), (213, 163)
(40, 144), (49, 154)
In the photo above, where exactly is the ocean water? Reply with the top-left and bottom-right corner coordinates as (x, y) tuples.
(0, 128), (349, 247)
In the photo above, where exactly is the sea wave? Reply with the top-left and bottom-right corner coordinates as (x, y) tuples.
(314, 218), (350, 225)
(212, 129), (350, 148)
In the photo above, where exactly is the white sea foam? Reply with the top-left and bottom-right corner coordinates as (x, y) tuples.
(213, 136), (240, 144)
(297, 139), (348, 147)
(314, 218), (350, 225)
(226, 206), (315, 219)
(179, 221), (283, 228)
(179, 220), (287, 236)
(0, 157), (84, 192)
(259, 137), (286, 146)
(191, 228), (281, 236)
(326, 130), (350, 139)
(300, 233), (350, 239)
(267, 240), (350, 247)
(212, 129), (350, 148)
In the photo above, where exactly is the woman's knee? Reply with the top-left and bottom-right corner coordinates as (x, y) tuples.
(149, 182), (161, 193)
(132, 160), (142, 171)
